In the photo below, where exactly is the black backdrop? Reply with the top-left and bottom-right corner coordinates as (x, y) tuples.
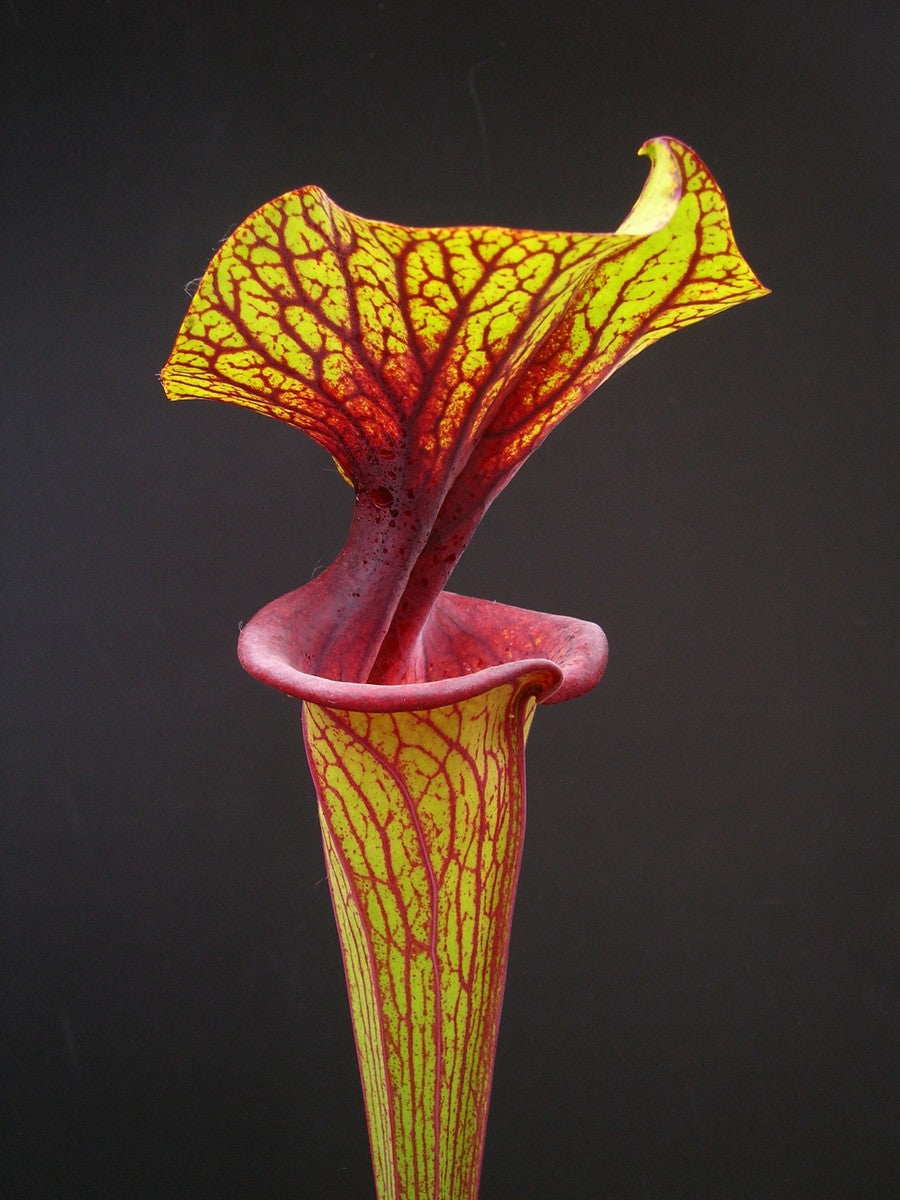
(2, 3), (895, 1197)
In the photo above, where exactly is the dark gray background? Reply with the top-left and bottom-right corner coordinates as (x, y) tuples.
(2, 2), (895, 1197)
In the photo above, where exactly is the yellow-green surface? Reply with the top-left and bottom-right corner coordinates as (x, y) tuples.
(161, 138), (768, 501)
(305, 686), (535, 1200)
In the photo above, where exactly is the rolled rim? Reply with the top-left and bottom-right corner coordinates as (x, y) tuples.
(238, 587), (608, 712)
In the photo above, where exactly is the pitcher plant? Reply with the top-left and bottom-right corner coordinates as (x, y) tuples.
(162, 137), (767, 1199)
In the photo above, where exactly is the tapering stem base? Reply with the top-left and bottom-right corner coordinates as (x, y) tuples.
(305, 686), (532, 1199)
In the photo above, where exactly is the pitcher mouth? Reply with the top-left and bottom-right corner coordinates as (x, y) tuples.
(238, 587), (608, 713)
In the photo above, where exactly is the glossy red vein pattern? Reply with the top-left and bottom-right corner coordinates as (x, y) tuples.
(238, 590), (608, 1199)
(306, 684), (531, 1200)
(162, 138), (768, 683)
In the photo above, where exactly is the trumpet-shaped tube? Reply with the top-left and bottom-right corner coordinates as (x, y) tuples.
(239, 588), (607, 1197)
